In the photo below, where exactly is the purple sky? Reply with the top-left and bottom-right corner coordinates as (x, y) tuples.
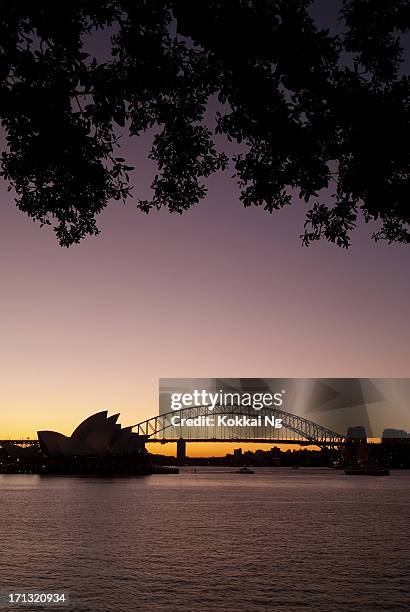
(1, 1), (409, 440)
(1, 157), (410, 439)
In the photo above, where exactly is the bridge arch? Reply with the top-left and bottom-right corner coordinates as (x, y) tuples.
(134, 405), (345, 448)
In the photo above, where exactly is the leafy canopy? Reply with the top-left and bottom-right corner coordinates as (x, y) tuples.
(0, 0), (408, 246)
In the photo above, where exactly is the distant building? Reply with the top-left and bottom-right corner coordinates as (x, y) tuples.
(346, 426), (367, 440)
(382, 428), (410, 441)
(37, 411), (147, 457)
(254, 449), (266, 465)
(233, 448), (243, 465)
(346, 425), (368, 465)
(379, 429), (410, 468)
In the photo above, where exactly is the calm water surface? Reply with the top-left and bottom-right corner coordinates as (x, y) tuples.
(1, 468), (409, 612)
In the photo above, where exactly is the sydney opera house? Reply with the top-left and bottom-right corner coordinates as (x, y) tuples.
(37, 411), (147, 457)
(1, 412), (181, 475)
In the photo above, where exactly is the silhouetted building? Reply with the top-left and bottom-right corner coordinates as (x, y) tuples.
(254, 449), (266, 465)
(346, 426), (367, 439)
(382, 428), (410, 442)
(346, 425), (368, 465)
(233, 448), (243, 465)
(269, 446), (281, 466)
(377, 429), (410, 468)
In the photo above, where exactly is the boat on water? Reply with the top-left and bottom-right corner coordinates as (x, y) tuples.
(235, 467), (255, 474)
(344, 465), (390, 476)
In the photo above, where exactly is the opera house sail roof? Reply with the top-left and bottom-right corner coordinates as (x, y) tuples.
(37, 411), (147, 457)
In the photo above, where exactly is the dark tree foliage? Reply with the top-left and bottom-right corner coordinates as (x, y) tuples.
(0, 0), (408, 246)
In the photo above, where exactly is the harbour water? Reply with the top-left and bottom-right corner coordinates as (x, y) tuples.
(1, 468), (409, 612)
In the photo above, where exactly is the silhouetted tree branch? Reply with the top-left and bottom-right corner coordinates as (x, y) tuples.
(0, 0), (408, 246)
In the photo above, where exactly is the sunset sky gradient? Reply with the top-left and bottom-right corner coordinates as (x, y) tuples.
(1, 2), (409, 457)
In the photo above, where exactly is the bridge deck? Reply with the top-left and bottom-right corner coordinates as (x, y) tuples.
(1, 438), (344, 447)
(147, 438), (343, 446)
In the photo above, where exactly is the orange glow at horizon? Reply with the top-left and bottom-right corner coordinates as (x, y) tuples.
(146, 442), (321, 457)
(147, 439), (381, 458)
(2, 169), (410, 443)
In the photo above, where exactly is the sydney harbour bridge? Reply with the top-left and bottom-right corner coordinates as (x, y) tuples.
(0, 405), (346, 451)
(136, 404), (345, 448)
